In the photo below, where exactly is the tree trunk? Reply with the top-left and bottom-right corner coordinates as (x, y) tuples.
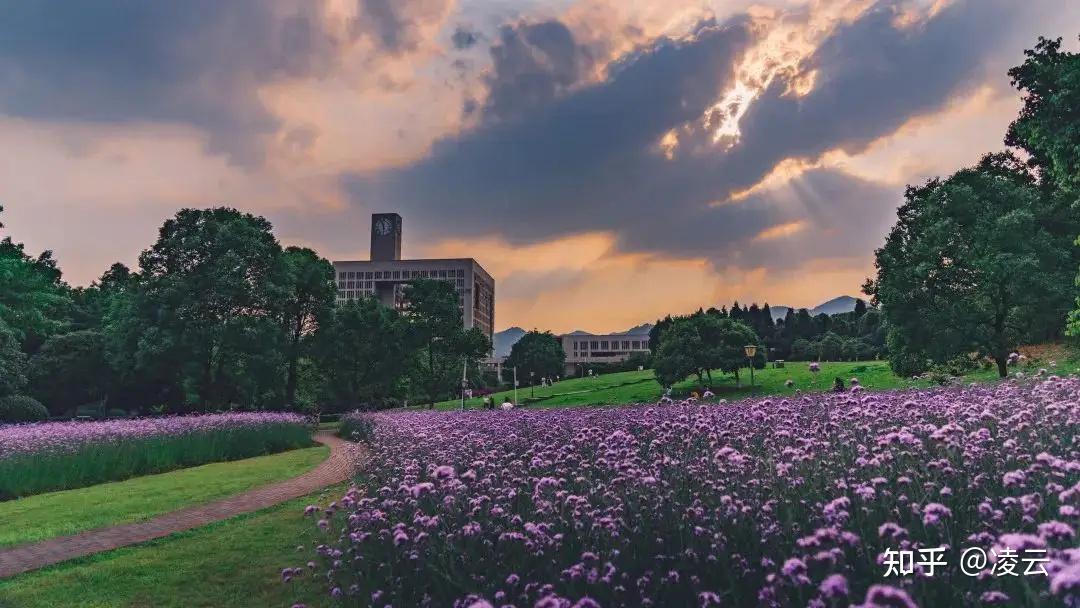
(705, 369), (713, 386)
(995, 354), (1008, 378)
(285, 320), (302, 408)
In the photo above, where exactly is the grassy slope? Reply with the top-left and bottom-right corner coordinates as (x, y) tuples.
(436, 351), (1080, 410)
(0, 487), (343, 608)
(0, 445), (329, 548)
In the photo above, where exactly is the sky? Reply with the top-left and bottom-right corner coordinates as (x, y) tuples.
(1, 0), (1079, 333)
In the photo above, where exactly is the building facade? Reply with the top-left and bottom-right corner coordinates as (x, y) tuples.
(559, 333), (651, 376)
(332, 214), (495, 341)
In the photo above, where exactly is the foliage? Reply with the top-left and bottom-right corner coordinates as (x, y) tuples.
(0, 395), (48, 423)
(27, 330), (110, 415)
(0, 412), (312, 499)
(337, 411), (375, 442)
(304, 379), (1080, 607)
(1006, 37), (1080, 337)
(279, 247), (336, 408)
(0, 323), (27, 397)
(109, 207), (288, 410)
(314, 298), (412, 412)
(0, 224), (70, 349)
(866, 153), (1076, 377)
(654, 314), (759, 387)
(504, 330), (566, 383)
(403, 279), (492, 407)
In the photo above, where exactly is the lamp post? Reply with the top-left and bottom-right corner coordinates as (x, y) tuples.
(744, 344), (758, 388)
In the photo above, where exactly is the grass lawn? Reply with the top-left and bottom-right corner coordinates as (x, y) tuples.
(0, 445), (329, 548)
(0, 486), (343, 608)
(435, 349), (1080, 410)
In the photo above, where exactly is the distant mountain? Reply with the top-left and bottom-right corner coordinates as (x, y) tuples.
(767, 296), (860, 320)
(493, 327), (525, 358)
(811, 295), (860, 317)
(619, 323), (654, 335)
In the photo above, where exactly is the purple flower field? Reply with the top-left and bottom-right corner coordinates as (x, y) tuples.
(0, 412), (312, 498)
(302, 379), (1079, 607)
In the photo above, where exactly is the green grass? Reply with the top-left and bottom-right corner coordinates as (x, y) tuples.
(0, 486), (344, 608)
(435, 353), (1080, 410)
(0, 445), (329, 548)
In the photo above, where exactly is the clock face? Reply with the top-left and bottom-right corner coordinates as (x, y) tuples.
(375, 217), (394, 236)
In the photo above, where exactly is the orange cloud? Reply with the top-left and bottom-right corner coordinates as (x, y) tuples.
(753, 220), (808, 241)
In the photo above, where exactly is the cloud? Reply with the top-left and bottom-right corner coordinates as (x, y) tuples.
(342, 0), (1046, 274)
(0, 0), (456, 166)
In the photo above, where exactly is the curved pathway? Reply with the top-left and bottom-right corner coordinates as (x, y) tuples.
(0, 432), (363, 579)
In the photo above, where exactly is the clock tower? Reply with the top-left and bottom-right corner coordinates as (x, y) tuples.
(370, 213), (402, 261)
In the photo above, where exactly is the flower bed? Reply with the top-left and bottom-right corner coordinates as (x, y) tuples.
(298, 379), (1079, 607)
(0, 412), (312, 499)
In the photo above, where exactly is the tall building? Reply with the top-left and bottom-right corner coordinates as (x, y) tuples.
(333, 214), (495, 340)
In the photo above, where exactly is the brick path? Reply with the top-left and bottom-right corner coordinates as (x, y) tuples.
(0, 432), (364, 579)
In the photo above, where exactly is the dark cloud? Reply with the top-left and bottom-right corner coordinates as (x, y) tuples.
(342, 0), (1043, 268)
(452, 25), (481, 50)
(0, 0), (453, 165)
(0, 1), (344, 165)
(483, 20), (596, 122)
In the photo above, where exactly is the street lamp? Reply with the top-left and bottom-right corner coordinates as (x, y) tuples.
(744, 344), (758, 388)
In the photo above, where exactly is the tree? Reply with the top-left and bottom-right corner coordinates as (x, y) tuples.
(1005, 37), (1080, 336)
(853, 298), (867, 317)
(818, 332), (844, 361)
(314, 298), (411, 411)
(114, 207), (287, 410)
(505, 331), (565, 383)
(653, 314), (759, 387)
(27, 330), (110, 415)
(866, 153), (1074, 377)
(279, 247), (335, 408)
(403, 279), (492, 407)
(0, 322), (27, 398)
(0, 207), (70, 350)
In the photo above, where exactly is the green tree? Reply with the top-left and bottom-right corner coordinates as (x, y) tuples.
(505, 330), (565, 383)
(1006, 37), (1080, 336)
(279, 247), (336, 408)
(314, 298), (411, 411)
(403, 279), (492, 407)
(818, 332), (844, 361)
(27, 330), (110, 415)
(115, 207), (286, 410)
(653, 315), (758, 387)
(0, 322), (27, 397)
(0, 206), (71, 349)
(866, 153), (1073, 377)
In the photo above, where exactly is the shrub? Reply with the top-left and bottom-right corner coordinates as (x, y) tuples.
(0, 395), (48, 423)
(338, 412), (374, 442)
(0, 412), (312, 498)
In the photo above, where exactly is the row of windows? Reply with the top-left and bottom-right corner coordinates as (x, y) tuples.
(337, 268), (465, 281)
(572, 340), (648, 351)
(338, 278), (464, 290)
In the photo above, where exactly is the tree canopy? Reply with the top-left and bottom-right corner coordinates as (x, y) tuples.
(505, 331), (565, 382)
(866, 153), (1074, 377)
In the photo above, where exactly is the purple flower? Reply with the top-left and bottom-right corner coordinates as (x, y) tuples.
(859, 585), (918, 608)
(819, 574), (848, 598)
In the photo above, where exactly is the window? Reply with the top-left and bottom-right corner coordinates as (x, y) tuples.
(457, 269), (465, 277)
(348, 271), (355, 279)
(632, 340), (641, 349)
(590, 341), (599, 350)
(393, 271), (400, 279)
(622, 341), (630, 350)
(365, 272), (373, 279)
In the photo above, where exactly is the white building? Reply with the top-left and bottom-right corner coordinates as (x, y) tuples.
(559, 333), (651, 376)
